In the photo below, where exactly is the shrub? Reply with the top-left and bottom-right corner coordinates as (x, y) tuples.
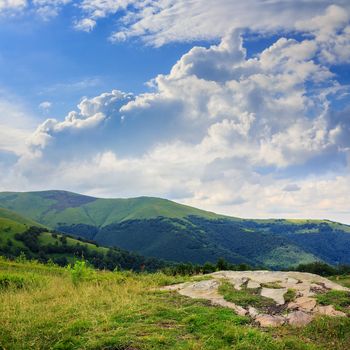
(284, 288), (296, 302)
(0, 273), (39, 290)
(0, 274), (26, 289)
(67, 260), (95, 285)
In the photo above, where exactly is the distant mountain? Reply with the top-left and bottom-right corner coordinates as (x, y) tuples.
(0, 206), (166, 271)
(0, 190), (350, 268)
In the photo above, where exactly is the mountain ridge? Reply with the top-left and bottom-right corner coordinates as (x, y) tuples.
(0, 190), (349, 268)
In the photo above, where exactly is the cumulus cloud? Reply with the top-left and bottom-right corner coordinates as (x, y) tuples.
(38, 101), (52, 112)
(0, 0), (26, 12)
(109, 0), (350, 46)
(2, 5), (350, 223)
(283, 184), (301, 192)
(4, 1), (350, 48)
(74, 17), (96, 32)
(297, 5), (350, 64)
(0, 96), (36, 156)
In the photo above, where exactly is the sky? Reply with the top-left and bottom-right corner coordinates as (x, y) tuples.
(1, 1), (350, 223)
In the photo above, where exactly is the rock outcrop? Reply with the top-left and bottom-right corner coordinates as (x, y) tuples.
(161, 270), (349, 328)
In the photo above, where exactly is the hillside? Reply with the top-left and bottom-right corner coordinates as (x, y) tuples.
(0, 259), (350, 349)
(0, 190), (350, 268)
(0, 207), (166, 271)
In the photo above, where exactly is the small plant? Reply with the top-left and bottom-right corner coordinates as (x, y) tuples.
(261, 281), (283, 289)
(67, 260), (95, 285)
(0, 274), (26, 290)
(15, 251), (27, 264)
(219, 282), (275, 310)
(284, 288), (296, 303)
(0, 273), (39, 290)
(317, 290), (350, 314)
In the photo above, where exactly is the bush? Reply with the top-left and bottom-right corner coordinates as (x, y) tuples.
(295, 262), (338, 276)
(67, 260), (95, 285)
(0, 274), (26, 289)
(0, 273), (39, 290)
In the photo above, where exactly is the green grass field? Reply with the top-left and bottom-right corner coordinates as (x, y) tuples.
(1, 258), (350, 350)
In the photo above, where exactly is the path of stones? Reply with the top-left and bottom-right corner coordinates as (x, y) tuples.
(161, 271), (349, 327)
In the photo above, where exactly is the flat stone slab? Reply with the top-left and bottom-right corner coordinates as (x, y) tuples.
(260, 287), (287, 305)
(161, 270), (349, 328)
(288, 296), (316, 312)
(247, 280), (261, 289)
(255, 314), (285, 327)
(287, 311), (314, 327)
(314, 305), (347, 317)
(210, 271), (349, 292)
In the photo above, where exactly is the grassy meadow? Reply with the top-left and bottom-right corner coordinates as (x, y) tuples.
(0, 258), (350, 350)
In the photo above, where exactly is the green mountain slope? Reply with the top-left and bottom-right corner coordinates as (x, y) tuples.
(0, 190), (349, 268)
(0, 207), (166, 271)
(0, 191), (222, 227)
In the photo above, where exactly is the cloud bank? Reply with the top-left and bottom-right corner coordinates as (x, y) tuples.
(1, 4), (350, 223)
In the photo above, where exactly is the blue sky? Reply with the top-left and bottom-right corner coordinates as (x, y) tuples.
(0, 6), (198, 119)
(1, 1), (350, 223)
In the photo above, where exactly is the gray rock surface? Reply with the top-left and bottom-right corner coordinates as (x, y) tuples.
(255, 314), (285, 327)
(247, 280), (261, 289)
(260, 287), (287, 305)
(288, 296), (316, 312)
(287, 311), (314, 327)
(314, 305), (347, 317)
(161, 270), (349, 328)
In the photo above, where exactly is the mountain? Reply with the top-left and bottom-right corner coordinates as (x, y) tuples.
(0, 190), (350, 268)
(0, 206), (166, 271)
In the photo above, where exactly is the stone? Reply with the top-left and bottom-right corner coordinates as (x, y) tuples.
(160, 282), (190, 291)
(286, 278), (299, 285)
(288, 297), (316, 312)
(211, 298), (247, 316)
(161, 270), (349, 327)
(292, 282), (312, 297)
(287, 311), (313, 327)
(310, 283), (325, 292)
(172, 279), (247, 316)
(178, 280), (220, 299)
(192, 280), (219, 291)
(248, 306), (259, 318)
(247, 280), (261, 289)
(255, 314), (285, 327)
(209, 271), (349, 293)
(260, 288), (287, 305)
(228, 277), (248, 290)
(314, 305), (347, 317)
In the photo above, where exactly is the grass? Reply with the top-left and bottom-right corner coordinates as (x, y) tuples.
(218, 281), (276, 310)
(260, 282), (282, 289)
(316, 290), (350, 315)
(0, 259), (350, 349)
(283, 289), (296, 303)
(330, 275), (350, 288)
(0, 191), (225, 228)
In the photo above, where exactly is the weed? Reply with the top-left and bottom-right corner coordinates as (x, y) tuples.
(219, 281), (275, 310)
(67, 260), (95, 285)
(284, 289), (296, 303)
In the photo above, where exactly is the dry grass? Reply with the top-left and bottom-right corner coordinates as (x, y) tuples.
(0, 260), (350, 350)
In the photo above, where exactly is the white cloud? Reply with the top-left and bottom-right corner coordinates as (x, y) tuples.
(2, 5), (350, 223)
(73, 0), (134, 31)
(0, 96), (36, 155)
(108, 0), (350, 46)
(3, 1), (350, 55)
(297, 5), (350, 64)
(38, 101), (52, 111)
(0, 0), (26, 12)
(74, 17), (96, 32)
